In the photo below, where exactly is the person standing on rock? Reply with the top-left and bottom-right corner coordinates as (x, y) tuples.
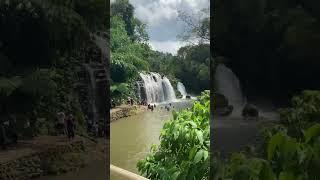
(0, 121), (7, 149)
(93, 122), (99, 137)
(130, 98), (134, 106)
(66, 114), (75, 140)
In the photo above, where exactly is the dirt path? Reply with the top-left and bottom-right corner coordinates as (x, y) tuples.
(0, 135), (109, 180)
(36, 138), (109, 180)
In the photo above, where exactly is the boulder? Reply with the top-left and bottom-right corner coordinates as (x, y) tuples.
(213, 93), (234, 116)
(216, 105), (233, 116)
(186, 95), (191, 99)
(213, 93), (228, 109)
(242, 103), (259, 120)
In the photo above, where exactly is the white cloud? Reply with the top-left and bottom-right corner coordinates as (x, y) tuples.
(149, 40), (189, 55)
(130, 0), (209, 26)
(133, 2), (178, 26)
(128, 0), (210, 54)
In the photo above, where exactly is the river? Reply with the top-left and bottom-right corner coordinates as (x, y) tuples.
(110, 100), (193, 179)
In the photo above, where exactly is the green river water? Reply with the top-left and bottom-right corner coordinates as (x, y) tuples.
(110, 100), (193, 179)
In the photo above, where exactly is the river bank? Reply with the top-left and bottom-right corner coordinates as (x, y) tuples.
(110, 105), (147, 122)
(0, 135), (108, 180)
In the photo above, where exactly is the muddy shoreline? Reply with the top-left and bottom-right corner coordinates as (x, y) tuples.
(110, 105), (147, 122)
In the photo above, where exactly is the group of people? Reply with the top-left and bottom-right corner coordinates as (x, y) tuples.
(56, 112), (75, 140)
(126, 97), (134, 106)
(147, 104), (156, 111)
(163, 103), (174, 111)
(0, 116), (17, 150)
(126, 97), (176, 112)
(139, 100), (148, 106)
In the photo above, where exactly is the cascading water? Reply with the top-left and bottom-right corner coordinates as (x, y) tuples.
(136, 82), (141, 101)
(92, 32), (109, 61)
(83, 64), (98, 125)
(215, 64), (245, 106)
(177, 82), (187, 98)
(139, 72), (176, 103)
(81, 32), (108, 129)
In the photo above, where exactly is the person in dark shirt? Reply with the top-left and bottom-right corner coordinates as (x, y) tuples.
(66, 114), (75, 140)
(0, 122), (7, 149)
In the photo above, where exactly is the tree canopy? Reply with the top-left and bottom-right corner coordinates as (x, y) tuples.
(213, 0), (320, 102)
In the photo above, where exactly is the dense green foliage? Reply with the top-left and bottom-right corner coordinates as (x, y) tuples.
(279, 90), (320, 138)
(137, 91), (210, 179)
(0, 0), (107, 138)
(110, 1), (151, 105)
(214, 91), (320, 179)
(213, 0), (320, 101)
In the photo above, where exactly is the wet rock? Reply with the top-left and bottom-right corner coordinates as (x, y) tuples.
(242, 103), (259, 120)
(216, 105), (234, 116)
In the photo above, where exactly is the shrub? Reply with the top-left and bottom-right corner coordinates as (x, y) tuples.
(137, 91), (210, 179)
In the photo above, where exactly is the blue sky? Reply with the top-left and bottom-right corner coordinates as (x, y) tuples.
(112, 0), (210, 54)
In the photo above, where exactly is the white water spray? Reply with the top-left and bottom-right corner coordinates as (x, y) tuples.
(177, 82), (187, 98)
(139, 72), (176, 103)
(215, 64), (245, 106)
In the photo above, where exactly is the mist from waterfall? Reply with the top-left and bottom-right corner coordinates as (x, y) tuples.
(92, 33), (109, 61)
(177, 82), (187, 98)
(139, 72), (176, 103)
(215, 64), (245, 106)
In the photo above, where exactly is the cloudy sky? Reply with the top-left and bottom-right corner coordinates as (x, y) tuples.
(112, 0), (210, 54)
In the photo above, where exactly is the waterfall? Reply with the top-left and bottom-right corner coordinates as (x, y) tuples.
(177, 82), (187, 98)
(215, 64), (245, 106)
(139, 72), (176, 103)
(92, 33), (109, 62)
(81, 32), (108, 126)
(83, 64), (98, 125)
(136, 81), (141, 101)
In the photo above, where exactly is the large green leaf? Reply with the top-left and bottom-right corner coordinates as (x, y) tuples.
(267, 133), (286, 160)
(304, 124), (320, 144)
(196, 129), (204, 144)
(194, 149), (204, 163)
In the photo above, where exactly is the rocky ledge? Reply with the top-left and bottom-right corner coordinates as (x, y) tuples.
(110, 105), (145, 122)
